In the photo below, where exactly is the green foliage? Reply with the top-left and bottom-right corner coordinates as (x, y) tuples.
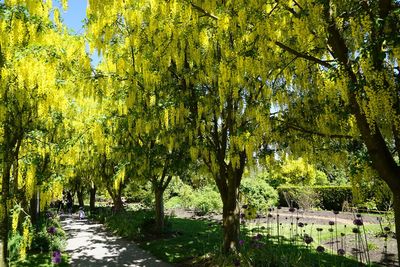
(30, 213), (66, 253)
(257, 158), (329, 188)
(240, 178), (278, 212)
(124, 181), (153, 207)
(351, 164), (393, 211)
(91, 208), (156, 239)
(10, 252), (69, 267)
(191, 186), (223, 216)
(8, 232), (23, 262)
(278, 186), (353, 211)
(165, 183), (222, 215)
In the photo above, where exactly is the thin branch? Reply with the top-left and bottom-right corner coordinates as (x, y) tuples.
(275, 41), (333, 69)
(190, 3), (218, 20)
(275, 117), (353, 139)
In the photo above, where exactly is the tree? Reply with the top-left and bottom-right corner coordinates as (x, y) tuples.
(264, 0), (400, 258)
(86, 0), (273, 252)
(0, 1), (90, 262)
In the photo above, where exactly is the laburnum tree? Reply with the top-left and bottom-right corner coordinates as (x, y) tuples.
(0, 1), (90, 263)
(86, 0), (276, 252)
(263, 0), (400, 257)
(86, 2), (193, 233)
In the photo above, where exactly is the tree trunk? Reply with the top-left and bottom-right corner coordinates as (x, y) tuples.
(112, 188), (124, 213)
(1, 160), (11, 265)
(89, 185), (96, 211)
(221, 184), (240, 254)
(77, 189), (84, 208)
(29, 194), (38, 225)
(112, 196), (123, 212)
(154, 187), (165, 233)
(392, 191), (400, 263)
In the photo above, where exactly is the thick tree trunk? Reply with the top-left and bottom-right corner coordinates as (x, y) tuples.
(392, 192), (400, 263)
(112, 196), (123, 212)
(112, 188), (124, 213)
(89, 186), (96, 211)
(154, 187), (165, 233)
(77, 189), (84, 208)
(221, 185), (240, 254)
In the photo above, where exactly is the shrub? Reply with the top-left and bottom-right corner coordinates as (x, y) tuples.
(240, 178), (278, 212)
(30, 212), (66, 253)
(278, 186), (353, 211)
(165, 181), (222, 215)
(190, 186), (223, 215)
(280, 187), (320, 210)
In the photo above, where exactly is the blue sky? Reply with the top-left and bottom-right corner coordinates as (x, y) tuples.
(57, 0), (101, 66)
(58, 0), (87, 35)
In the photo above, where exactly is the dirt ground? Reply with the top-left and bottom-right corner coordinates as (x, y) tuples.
(167, 208), (398, 266)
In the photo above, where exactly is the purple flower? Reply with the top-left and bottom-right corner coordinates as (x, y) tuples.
(242, 205), (248, 209)
(384, 226), (390, 232)
(329, 221), (335, 226)
(289, 207), (295, 212)
(303, 235), (313, 244)
(52, 250), (61, 264)
(240, 213), (245, 219)
(239, 240), (244, 246)
(47, 226), (57, 235)
(353, 219), (363, 226)
(333, 210), (340, 215)
(337, 249), (345, 256)
(356, 213), (362, 218)
(277, 206), (282, 209)
(298, 222), (304, 227)
(256, 233), (263, 239)
(352, 227), (360, 234)
(316, 228), (323, 232)
(316, 246), (325, 253)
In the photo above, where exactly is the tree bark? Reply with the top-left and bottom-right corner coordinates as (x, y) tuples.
(89, 185), (96, 211)
(112, 195), (123, 213)
(29, 194), (38, 225)
(77, 189), (84, 208)
(221, 183), (240, 253)
(392, 190), (400, 263)
(154, 187), (165, 233)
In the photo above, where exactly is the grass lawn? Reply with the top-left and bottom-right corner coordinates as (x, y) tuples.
(140, 217), (222, 263)
(92, 208), (368, 266)
(247, 221), (383, 242)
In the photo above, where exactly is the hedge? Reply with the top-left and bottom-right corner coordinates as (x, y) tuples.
(277, 186), (353, 211)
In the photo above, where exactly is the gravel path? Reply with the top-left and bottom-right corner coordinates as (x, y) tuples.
(61, 214), (172, 267)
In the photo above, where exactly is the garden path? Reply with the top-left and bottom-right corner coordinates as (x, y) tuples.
(61, 214), (172, 267)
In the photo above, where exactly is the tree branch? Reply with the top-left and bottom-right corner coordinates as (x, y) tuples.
(275, 41), (333, 69)
(190, 3), (218, 20)
(275, 117), (353, 139)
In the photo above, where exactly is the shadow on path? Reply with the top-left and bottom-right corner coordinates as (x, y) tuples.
(61, 214), (172, 267)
